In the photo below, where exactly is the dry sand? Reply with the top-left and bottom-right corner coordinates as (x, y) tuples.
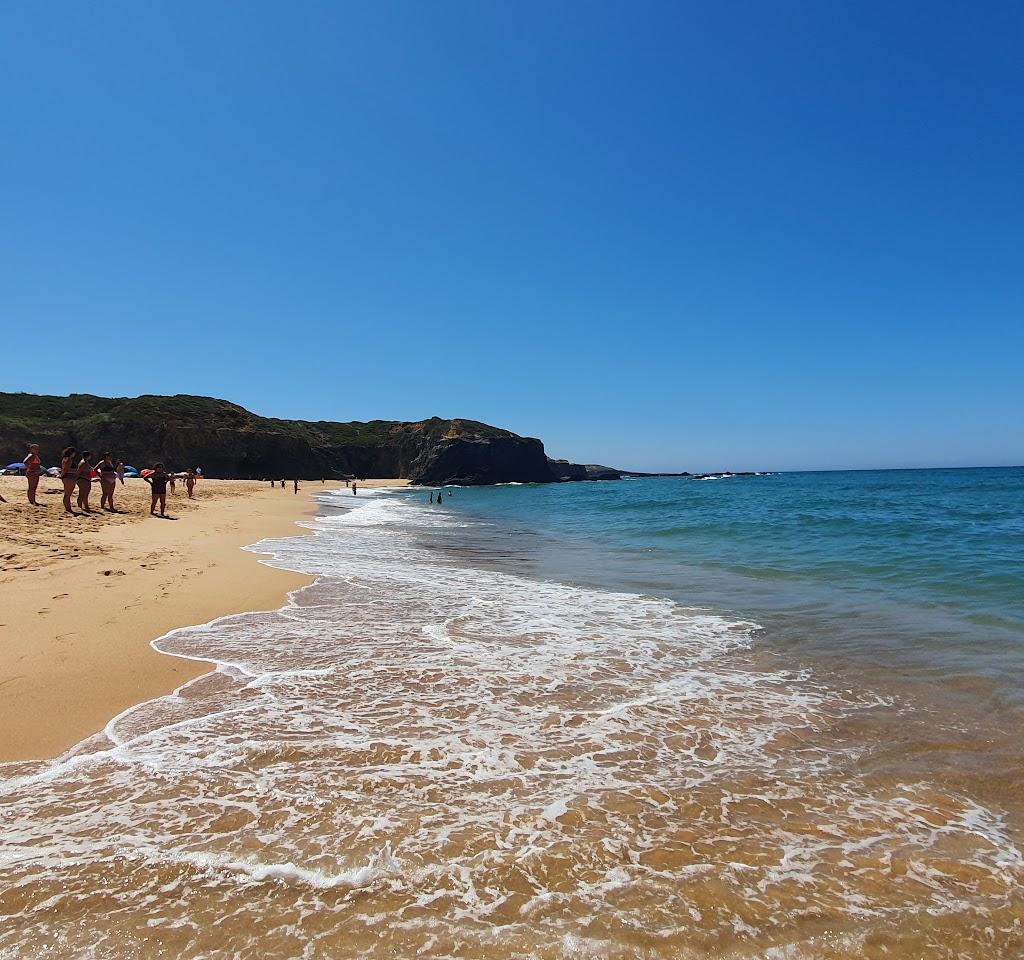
(0, 475), (408, 762)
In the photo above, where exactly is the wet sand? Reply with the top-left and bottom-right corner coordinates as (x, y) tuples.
(0, 476), (407, 762)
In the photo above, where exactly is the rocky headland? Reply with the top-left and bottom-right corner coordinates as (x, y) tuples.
(0, 393), (615, 486)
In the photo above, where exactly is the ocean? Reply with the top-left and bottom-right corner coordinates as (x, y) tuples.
(1, 468), (1022, 958)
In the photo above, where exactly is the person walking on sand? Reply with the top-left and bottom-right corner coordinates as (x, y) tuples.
(293, 478), (299, 494)
(76, 450), (94, 513)
(352, 481), (358, 496)
(95, 452), (118, 511)
(60, 446), (77, 514)
(186, 471), (196, 498)
(23, 443), (42, 506)
(145, 463), (169, 517)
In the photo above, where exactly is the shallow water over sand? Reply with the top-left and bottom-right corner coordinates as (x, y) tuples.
(1, 488), (1022, 958)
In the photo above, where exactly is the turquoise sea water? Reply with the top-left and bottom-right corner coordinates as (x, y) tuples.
(401, 467), (1024, 705)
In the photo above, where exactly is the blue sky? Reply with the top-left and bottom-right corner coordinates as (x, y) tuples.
(1, 2), (1021, 471)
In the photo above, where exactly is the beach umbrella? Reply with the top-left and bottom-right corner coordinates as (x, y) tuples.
(5, 462), (25, 470)
(122, 466), (138, 473)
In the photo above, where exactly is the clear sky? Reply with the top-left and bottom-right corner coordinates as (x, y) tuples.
(2, 2), (1021, 472)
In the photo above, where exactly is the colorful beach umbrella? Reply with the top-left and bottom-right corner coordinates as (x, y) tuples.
(5, 462), (25, 470)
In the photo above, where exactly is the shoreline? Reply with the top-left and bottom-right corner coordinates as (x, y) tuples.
(0, 477), (406, 764)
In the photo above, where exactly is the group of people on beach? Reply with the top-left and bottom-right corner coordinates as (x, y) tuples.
(267, 479), (360, 496)
(2, 443), (197, 518)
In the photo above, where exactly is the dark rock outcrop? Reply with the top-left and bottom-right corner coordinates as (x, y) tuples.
(547, 458), (589, 481)
(547, 458), (623, 481)
(0, 393), (552, 486)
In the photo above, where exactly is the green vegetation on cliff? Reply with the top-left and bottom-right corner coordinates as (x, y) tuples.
(0, 393), (552, 485)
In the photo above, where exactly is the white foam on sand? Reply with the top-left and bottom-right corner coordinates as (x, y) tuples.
(0, 487), (1021, 958)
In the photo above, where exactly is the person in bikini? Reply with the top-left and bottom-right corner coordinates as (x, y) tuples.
(76, 450), (94, 513)
(95, 452), (118, 511)
(185, 471), (196, 498)
(60, 446), (77, 513)
(145, 463), (169, 516)
(24, 443), (42, 506)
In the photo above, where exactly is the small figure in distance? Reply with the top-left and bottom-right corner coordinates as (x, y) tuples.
(24, 443), (42, 506)
(96, 452), (118, 511)
(76, 450), (94, 513)
(60, 446), (77, 514)
(352, 481), (358, 496)
(146, 463), (170, 517)
(293, 478), (299, 494)
(429, 492), (434, 504)
(436, 488), (443, 505)
(186, 471), (196, 499)
(116, 460), (126, 486)
(168, 472), (177, 494)
(447, 489), (453, 497)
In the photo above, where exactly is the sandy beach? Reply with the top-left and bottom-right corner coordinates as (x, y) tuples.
(0, 475), (407, 763)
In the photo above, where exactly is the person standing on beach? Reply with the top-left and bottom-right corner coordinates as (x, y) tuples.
(352, 481), (358, 496)
(23, 443), (42, 506)
(293, 478), (299, 494)
(75, 451), (93, 513)
(95, 452), (118, 511)
(168, 473), (176, 494)
(60, 447), (77, 514)
(186, 471), (196, 498)
(145, 463), (169, 517)
(115, 460), (126, 486)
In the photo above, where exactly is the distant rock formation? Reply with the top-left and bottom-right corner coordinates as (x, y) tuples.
(0, 394), (552, 486)
(547, 459), (629, 481)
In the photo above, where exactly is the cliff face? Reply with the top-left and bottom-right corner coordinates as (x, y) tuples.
(0, 393), (555, 486)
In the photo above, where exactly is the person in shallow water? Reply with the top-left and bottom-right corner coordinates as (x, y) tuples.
(429, 492), (434, 503)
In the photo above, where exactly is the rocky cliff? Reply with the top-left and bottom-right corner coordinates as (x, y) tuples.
(0, 393), (555, 486)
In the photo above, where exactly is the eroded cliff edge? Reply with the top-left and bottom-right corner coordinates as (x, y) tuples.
(0, 393), (561, 486)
